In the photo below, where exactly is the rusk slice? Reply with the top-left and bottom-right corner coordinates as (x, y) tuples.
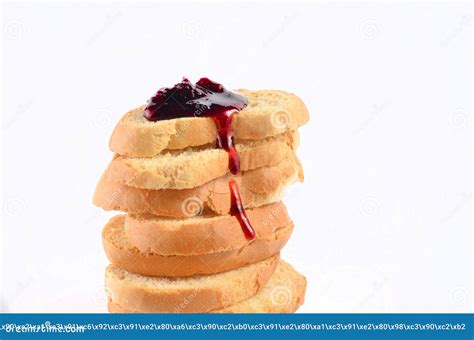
(103, 213), (292, 276)
(93, 154), (303, 218)
(108, 131), (298, 190)
(105, 255), (280, 313)
(109, 90), (309, 157)
(125, 201), (292, 255)
(107, 260), (306, 313)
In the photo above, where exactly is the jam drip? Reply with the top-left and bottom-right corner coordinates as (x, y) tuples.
(212, 110), (240, 174)
(144, 78), (255, 240)
(229, 179), (256, 240)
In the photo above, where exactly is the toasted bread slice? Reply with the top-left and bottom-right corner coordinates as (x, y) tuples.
(109, 90), (309, 157)
(93, 154), (303, 218)
(107, 260), (306, 313)
(103, 212), (292, 277)
(105, 255), (279, 313)
(108, 131), (298, 190)
(125, 201), (292, 255)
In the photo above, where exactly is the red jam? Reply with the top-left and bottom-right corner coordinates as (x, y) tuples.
(229, 179), (256, 240)
(144, 78), (255, 240)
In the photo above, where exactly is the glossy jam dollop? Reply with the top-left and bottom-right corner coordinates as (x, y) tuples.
(144, 77), (247, 121)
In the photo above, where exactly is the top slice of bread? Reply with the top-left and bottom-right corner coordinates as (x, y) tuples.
(109, 90), (309, 157)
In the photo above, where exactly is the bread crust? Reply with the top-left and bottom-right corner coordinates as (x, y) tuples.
(108, 131), (298, 190)
(109, 90), (310, 157)
(104, 255), (279, 313)
(103, 214), (292, 276)
(106, 260), (306, 313)
(125, 201), (292, 255)
(93, 154), (303, 218)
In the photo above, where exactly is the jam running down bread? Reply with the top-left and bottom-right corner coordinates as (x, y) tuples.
(93, 78), (310, 313)
(146, 77), (255, 238)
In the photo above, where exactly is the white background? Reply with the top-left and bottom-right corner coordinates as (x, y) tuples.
(1, 1), (472, 313)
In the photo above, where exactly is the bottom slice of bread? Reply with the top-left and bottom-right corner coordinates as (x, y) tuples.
(107, 260), (306, 313)
(105, 255), (279, 313)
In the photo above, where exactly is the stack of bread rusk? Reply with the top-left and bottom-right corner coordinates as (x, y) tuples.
(93, 80), (310, 313)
